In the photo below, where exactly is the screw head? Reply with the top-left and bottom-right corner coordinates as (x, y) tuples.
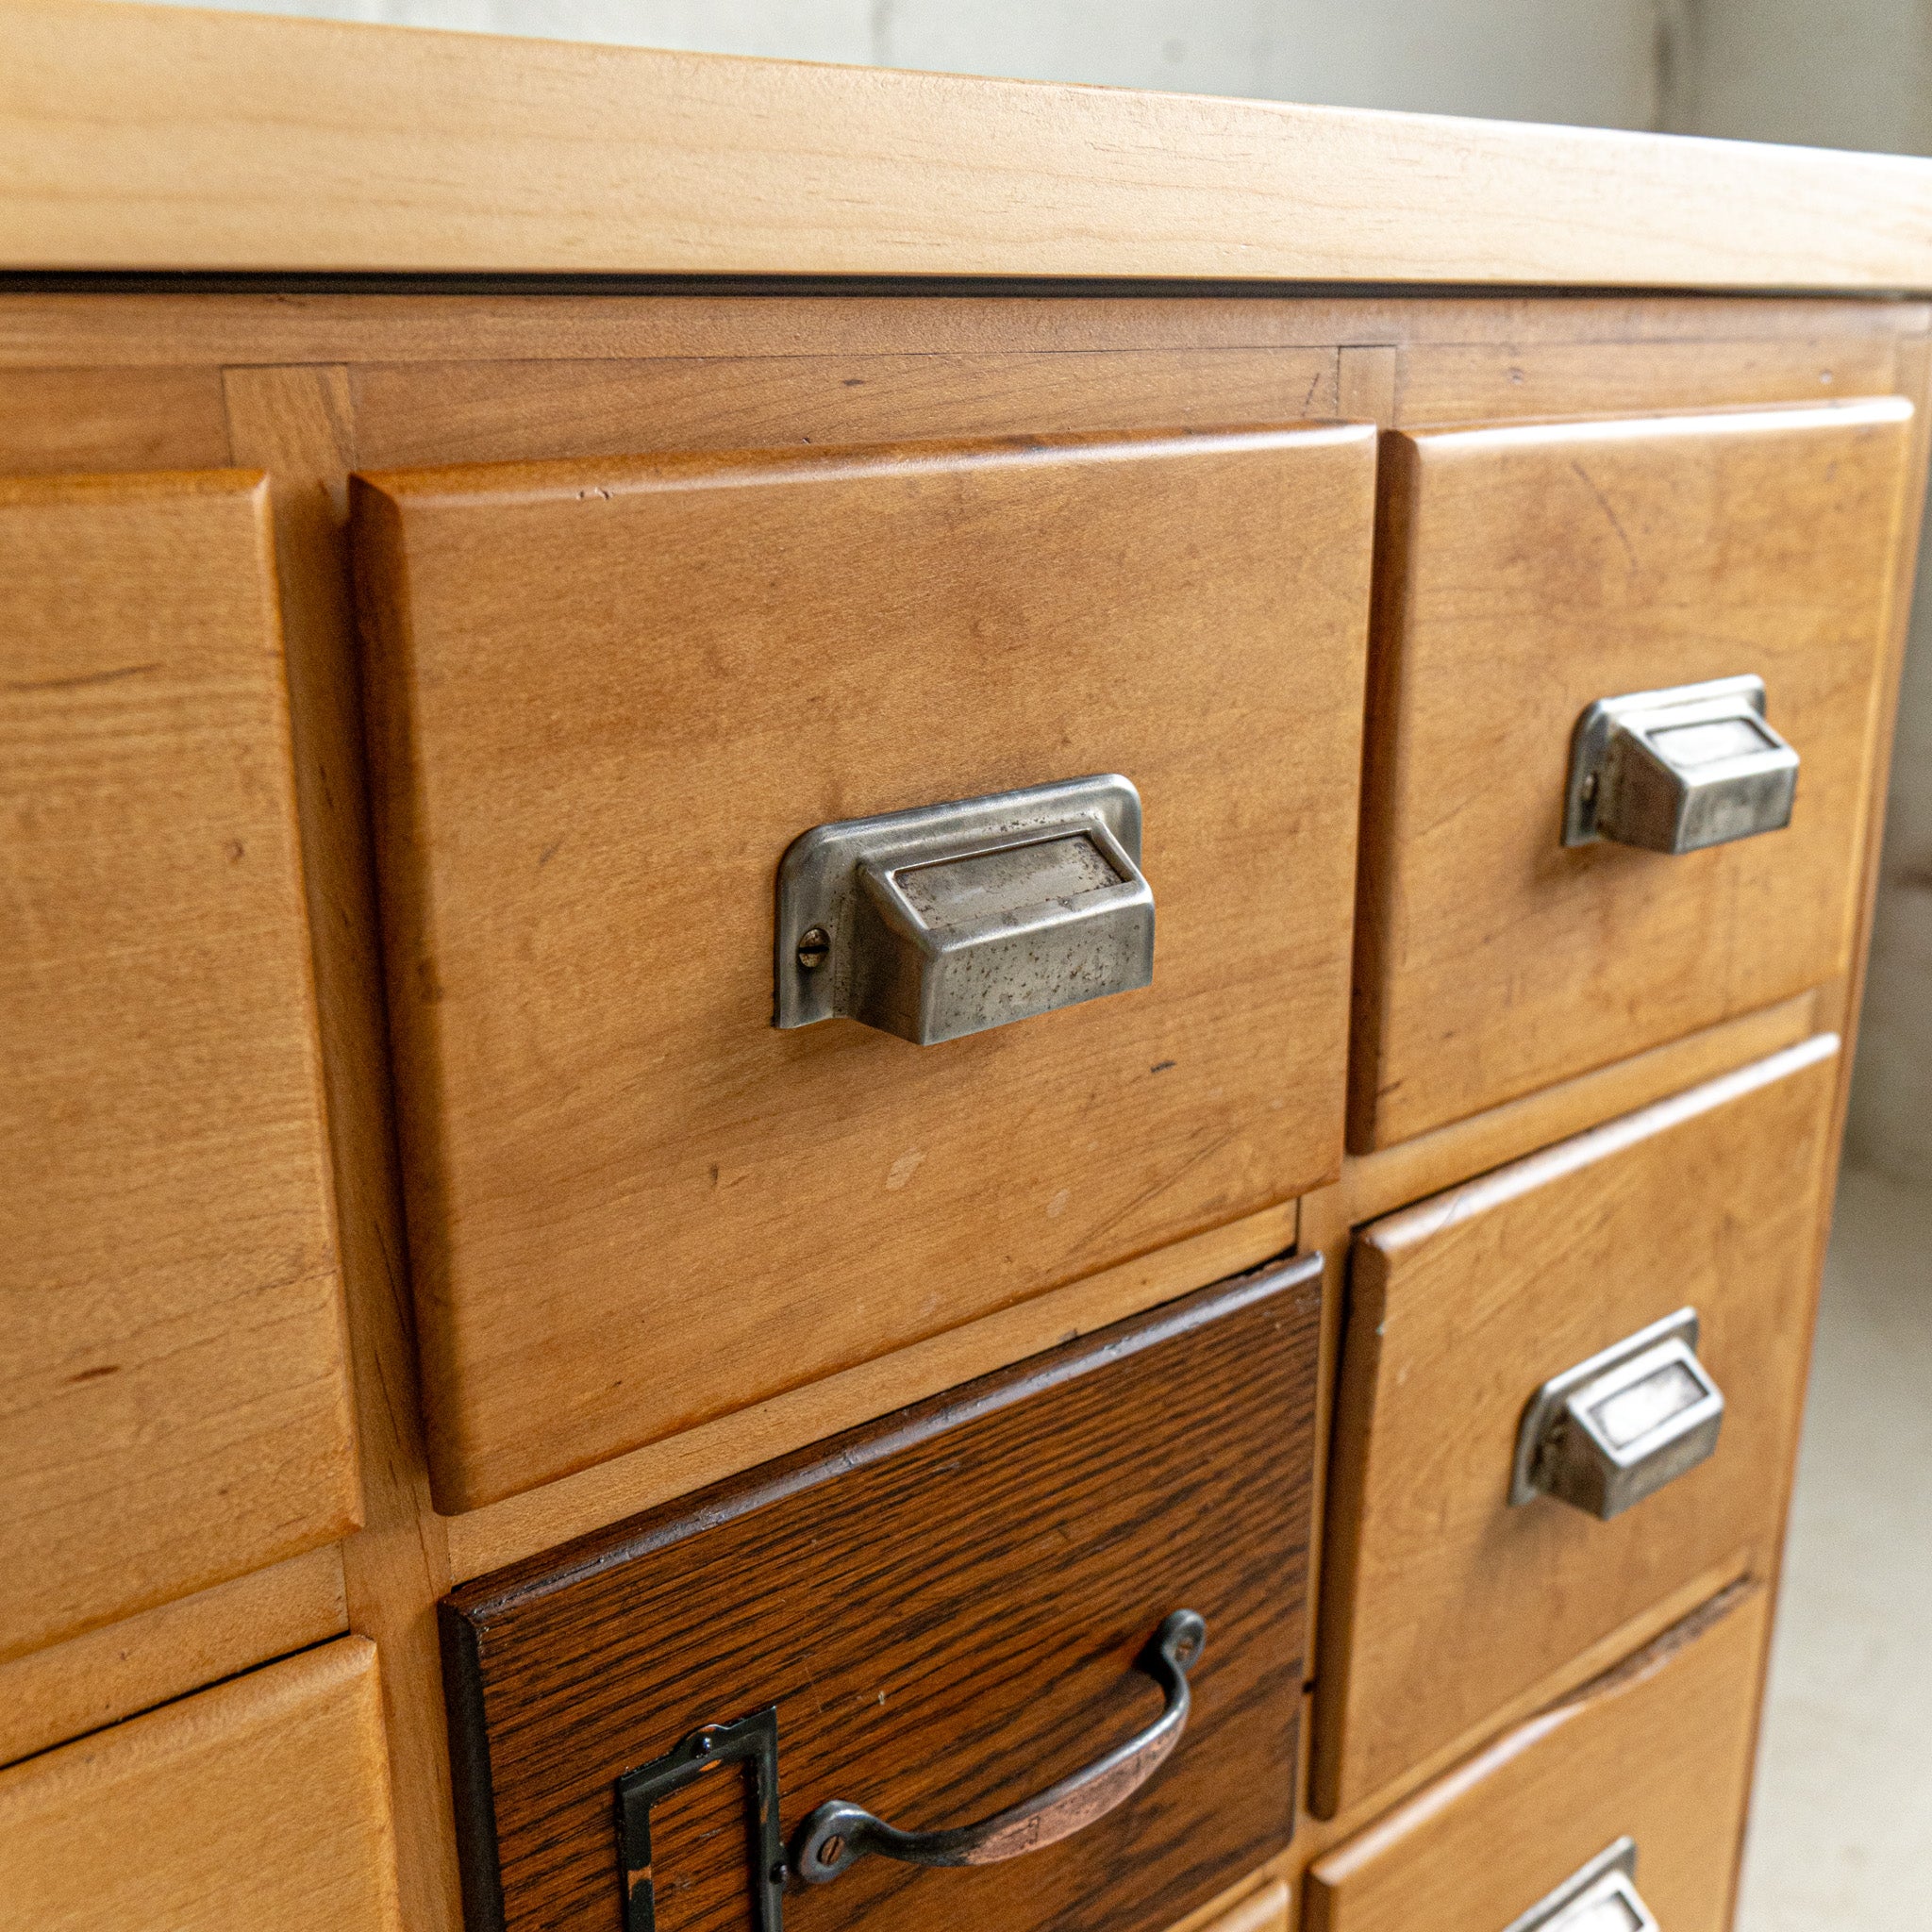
(796, 927), (831, 972)
(819, 1833), (846, 1866)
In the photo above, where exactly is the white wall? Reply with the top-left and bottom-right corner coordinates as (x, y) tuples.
(1852, 560), (1932, 1183)
(147, 0), (1670, 127)
(1685, 0), (1932, 153)
(875, 1), (1667, 125)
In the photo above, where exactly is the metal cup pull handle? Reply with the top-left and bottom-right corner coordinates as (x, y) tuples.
(774, 774), (1155, 1045)
(1564, 674), (1799, 854)
(1511, 1309), (1724, 1522)
(1502, 1839), (1657, 1932)
(791, 1609), (1205, 1885)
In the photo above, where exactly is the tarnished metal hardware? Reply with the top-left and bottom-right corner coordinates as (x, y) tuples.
(1511, 1309), (1724, 1522)
(1502, 1839), (1657, 1932)
(774, 774), (1154, 1045)
(791, 1608), (1205, 1886)
(1564, 674), (1800, 854)
(616, 1707), (784, 1932)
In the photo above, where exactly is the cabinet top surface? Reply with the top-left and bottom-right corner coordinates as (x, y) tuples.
(8, 0), (1932, 291)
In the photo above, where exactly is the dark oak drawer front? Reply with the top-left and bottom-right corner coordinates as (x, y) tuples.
(355, 423), (1374, 1509)
(440, 1256), (1322, 1932)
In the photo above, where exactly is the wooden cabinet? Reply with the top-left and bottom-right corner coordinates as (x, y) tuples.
(7, 23), (1932, 1925)
(439, 1258), (1321, 1932)
(0, 468), (359, 1661)
(355, 425), (1375, 1509)
(0, 1636), (401, 1930)
(1305, 1583), (1771, 1932)
(1351, 399), (1915, 1149)
(1313, 1037), (1839, 1816)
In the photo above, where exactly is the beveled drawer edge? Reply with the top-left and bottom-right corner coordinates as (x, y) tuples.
(0, 1543), (350, 1770)
(447, 997), (1829, 1590)
(1307, 1549), (1753, 1835)
(1307, 1574), (1764, 1894)
(446, 1250), (1322, 1626)
(1358, 1031), (1840, 1259)
(1338, 989), (1821, 1228)
(443, 1201), (1302, 1581)
(1182, 1876), (1293, 1932)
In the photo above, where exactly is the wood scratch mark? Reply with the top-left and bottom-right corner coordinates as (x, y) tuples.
(6, 661), (157, 692)
(1569, 459), (1639, 571)
(799, 1656), (828, 1717)
(1070, 1128), (1236, 1257)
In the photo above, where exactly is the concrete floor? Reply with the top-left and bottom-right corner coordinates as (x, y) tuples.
(1734, 1166), (1932, 1932)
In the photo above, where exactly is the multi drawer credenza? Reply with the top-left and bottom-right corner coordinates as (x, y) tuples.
(5, 5), (1932, 1929)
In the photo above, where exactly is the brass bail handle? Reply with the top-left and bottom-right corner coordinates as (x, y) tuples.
(791, 1609), (1207, 1885)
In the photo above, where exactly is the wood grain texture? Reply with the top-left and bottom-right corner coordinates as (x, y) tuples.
(1190, 1565), (1750, 1910)
(1335, 347), (1397, 429)
(1305, 1583), (1770, 1932)
(0, 1542), (345, 1769)
(0, 365), (230, 472)
(357, 425), (1374, 1509)
(1192, 1878), (1291, 1932)
(441, 1258), (1321, 1932)
(0, 291), (1910, 1932)
(445, 1197), (1296, 1580)
(444, 996), (1810, 1646)
(1313, 1038), (1840, 1818)
(0, 1635), (402, 1931)
(1396, 335), (1902, 425)
(1351, 397), (1916, 1150)
(10, 0), (1932, 286)
(350, 349), (1339, 469)
(1341, 988), (1820, 1228)
(0, 466), (359, 1660)
(224, 365), (466, 1932)
(1302, 1552), (1753, 1856)
(2, 294), (1920, 373)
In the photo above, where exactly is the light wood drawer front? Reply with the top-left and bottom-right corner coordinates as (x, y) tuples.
(0, 469), (358, 1660)
(356, 425), (1375, 1510)
(0, 1635), (401, 1930)
(1314, 1036), (1838, 1816)
(1196, 1879), (1291, 1932)
(1353, 397), (1913, 1150)
(440, 1257), (1321, 1932)
(1306, 1583), (1770, 1932)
